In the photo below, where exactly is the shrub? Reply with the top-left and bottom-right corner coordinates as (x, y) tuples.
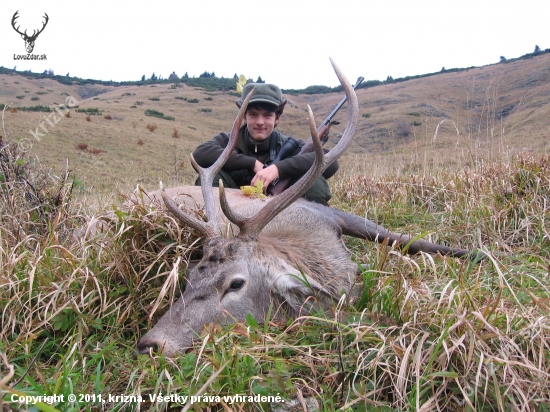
(135, 101), (144, 106)
(144, 109), (164, 118)
(36, 91), (48, 95)
(86, 116), (91, 122)
(149, 97), (160, 101)
(204, 97), (213, 101)
(18, 105), (51, 112)
(395, 120), (412, 137)
(362, 113), (371, 118)
(172, 128), (180, 138)
(87, 148), (104, 155)
(199, 108), (212, 113)
(145, 109), (175, 121)
(413, 120), (422, 126)
(407, 112), (421, 117)
(130, 105), (137, 108)
(104, 115), (112, 120)
(137, 139), (144, 145)
(76, 143), (88, 151)
(146, 124), (157, 132)
(175, 96), (187, 100)
(65, 111), (71, 118)
(188, 98), (199, 103)
(16, 95), (25, 99)
(31, 97), (39, 101)
(76, 108), (103, 115)
(10, 107), (18, 113)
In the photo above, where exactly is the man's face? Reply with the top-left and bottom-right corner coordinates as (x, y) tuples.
(245, 107), (279, 141)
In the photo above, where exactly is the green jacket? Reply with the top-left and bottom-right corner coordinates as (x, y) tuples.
(192, 125), (339, 187)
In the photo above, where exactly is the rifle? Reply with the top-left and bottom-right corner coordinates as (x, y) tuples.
(267, 76), (364, 196)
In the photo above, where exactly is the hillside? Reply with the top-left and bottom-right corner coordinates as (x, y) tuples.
(1, 53), (549, 195)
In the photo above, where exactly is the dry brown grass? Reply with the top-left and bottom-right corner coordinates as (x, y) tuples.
(1, 143), (548, 409)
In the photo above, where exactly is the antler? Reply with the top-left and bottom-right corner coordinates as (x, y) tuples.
(161, 88), (255, 238)
(30, 13), (49, 40)
(11, 11), (25, 37)
(11, 11), (49, 39)
(220, 58), (358, 238)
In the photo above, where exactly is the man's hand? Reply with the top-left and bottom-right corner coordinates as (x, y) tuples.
(253, 160), (264, 174)
(251, 164), (279, 191)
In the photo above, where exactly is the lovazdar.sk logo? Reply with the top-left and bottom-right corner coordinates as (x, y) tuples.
(11, 10), (49, 60)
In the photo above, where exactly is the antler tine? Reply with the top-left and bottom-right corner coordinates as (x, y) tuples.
(35, 13), (49, 36)
(11, 11), (25, 36)
(29, 13), (49, 39)
(222, 59), (358, 239)
(161, 182), (217, 238)
(195, 88), (254, 227)
(162, 88), (255, 238)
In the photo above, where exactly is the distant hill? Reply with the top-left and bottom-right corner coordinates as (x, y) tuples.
(1, 51), (549, 195)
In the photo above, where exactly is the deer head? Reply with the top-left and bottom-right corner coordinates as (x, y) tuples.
(136, 59), (359, 357)
(12, 11), (49, 54)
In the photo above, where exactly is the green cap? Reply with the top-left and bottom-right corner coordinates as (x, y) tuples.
(236, 83), (287, 110)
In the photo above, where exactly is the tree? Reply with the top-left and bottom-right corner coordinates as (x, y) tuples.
(199, 71), (215, 78)
(256, 76), (265, 83)
(150, 73), (157, 81)
(168, 71), (179, 81)
(141, 75), (146, 81)
(500, 56), (507, 62)
(534, 45), (541, 54)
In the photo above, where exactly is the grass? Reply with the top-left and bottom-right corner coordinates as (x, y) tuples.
(1, 56), (550, 409)
(1, 126), (549, 410)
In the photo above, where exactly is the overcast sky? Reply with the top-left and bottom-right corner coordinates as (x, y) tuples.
(1, 0), (548, 90)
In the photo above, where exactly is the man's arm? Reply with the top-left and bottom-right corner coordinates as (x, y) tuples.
(192, 132), (256, 172)
(274, 149), (339, 179)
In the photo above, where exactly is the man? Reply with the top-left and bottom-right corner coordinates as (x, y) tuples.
(192, 83), (338, 205)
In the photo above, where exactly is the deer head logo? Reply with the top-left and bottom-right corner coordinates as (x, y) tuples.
(11, 11), (49, 54)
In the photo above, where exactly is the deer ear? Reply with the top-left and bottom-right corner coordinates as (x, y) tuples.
(268, 264), (332, 313)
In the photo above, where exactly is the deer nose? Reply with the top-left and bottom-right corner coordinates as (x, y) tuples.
(134, 340), (158, 358)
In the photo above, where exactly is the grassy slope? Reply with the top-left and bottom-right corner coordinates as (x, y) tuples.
(1, 53), (549, 197)
(1, 56), (549, 411)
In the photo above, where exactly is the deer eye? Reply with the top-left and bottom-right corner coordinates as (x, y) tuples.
(229, 279), (245, 290)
